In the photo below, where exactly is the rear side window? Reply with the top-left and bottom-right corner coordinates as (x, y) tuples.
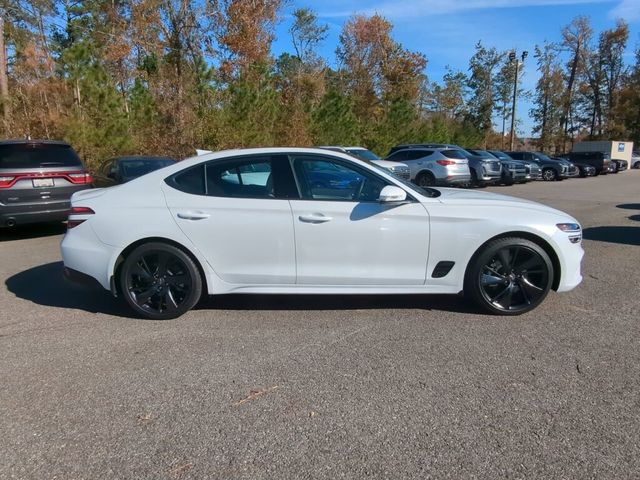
(441, 149), (466, 160)
(407, 150), (432, 160)
(170, 165), (206, 195)
(0, 144), (82, 169)
(386, 151), (408, 162)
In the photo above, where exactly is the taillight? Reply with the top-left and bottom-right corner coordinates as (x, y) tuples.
(0, 176), (15, 188)
(436, 160), (456, 166)
(67, 172), (93, 184)
(67, 206), (95, 229)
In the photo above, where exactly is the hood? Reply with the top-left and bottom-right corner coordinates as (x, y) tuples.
(371, 159), (407, 168)
(434, 187), (572, 218)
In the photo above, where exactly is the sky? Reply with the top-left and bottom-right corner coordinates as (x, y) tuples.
(271, 0), (640, 136)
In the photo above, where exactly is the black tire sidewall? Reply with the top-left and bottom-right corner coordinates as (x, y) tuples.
(120, 242), (203, 320)
(465, 237), (554, 316)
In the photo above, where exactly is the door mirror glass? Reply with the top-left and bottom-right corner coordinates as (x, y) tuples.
(378, 185), (407, 203)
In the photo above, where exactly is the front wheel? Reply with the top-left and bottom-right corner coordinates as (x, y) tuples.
(464, 237), (554, 315)
(542, 168), (557, 181)
(120, 242), (203, 320)
(415, 171), (435, 187)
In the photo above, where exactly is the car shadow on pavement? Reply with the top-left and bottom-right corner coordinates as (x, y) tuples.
(0, 223), (67, 242)
(583, 226), (640, 246)
(5, 261), (133, 317)
(628, 215), (640, 222)
(6, 262), (480, 317)
(199, 293), (480, 314)
(616, 203), (640, 210)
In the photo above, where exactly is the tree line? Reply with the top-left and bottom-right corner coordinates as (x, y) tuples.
(1, 1), (639, 168)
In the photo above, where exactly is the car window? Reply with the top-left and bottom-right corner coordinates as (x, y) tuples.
(441, 149), (466, 160)
(0, 144), (82, 169)
(407, 150), (431, 160)
(291, 155), (388, 202)
(386, 151), (408, 162)
(207, 157), (274, 198)
(170, 165), (206, 195)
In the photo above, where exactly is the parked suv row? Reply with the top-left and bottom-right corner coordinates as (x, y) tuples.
(506, 151), (579, 181)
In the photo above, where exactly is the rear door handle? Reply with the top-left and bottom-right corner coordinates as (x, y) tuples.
(177, 211), (210, 220)
(299, 214), (332, 224)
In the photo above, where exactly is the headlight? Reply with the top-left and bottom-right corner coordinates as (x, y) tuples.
(557, 223), (581, 232)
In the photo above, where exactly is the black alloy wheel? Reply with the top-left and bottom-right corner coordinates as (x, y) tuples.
(465, 237), (553, 315)
(121, 242), (202, 319)
(542, 168), (557, 181)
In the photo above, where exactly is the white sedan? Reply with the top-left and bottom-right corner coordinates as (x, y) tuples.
(61, 148), (584, 319)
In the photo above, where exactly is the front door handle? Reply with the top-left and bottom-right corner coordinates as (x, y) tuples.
(299, 214), (332, 224)
(177, 211), (210, 220)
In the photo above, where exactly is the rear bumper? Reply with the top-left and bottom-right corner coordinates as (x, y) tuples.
(436, 174), (471, 186)
(63, 266), (103, 289)
(0, 202), (70, 227)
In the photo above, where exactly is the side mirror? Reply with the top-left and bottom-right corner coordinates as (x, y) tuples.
(378, 185), (407, 203)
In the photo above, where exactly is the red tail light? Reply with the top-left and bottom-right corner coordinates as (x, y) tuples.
(67, 172), (93, 184)
(0, 176), (15, 188)
(436, 160), (456, 166)
(67, 206), (95, 229)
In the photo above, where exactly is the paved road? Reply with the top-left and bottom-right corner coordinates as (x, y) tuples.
(1, 172), (639, 479)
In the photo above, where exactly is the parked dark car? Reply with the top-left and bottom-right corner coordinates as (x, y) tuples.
(0, 139), (92, 228)
(93, 156), (176, 187)
(506, 151), (578, 181)
(468, 149), (527, 185)
(488, 150), (541, 182)
(553, 155), (595, 177)
(611, 159), (628, 172)
(564, 151), (611, 175)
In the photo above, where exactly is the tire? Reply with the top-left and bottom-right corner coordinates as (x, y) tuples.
(415, 171), (435, 187)
(542, 168), (557, 181)
(464, 237), (554, 316)
(120, 242), (203, 320)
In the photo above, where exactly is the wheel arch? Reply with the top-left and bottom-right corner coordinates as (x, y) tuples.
(415, 169), (435, 182)
(464, 231), (561, 291)
(112, 237), (209, 296)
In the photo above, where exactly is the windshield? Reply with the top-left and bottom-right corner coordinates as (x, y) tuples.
(534, 152), (553, 162)
(0, 144), (82, 169)
(489, 151), (511, 160)
(367, 161), (440, 198)
(346, 148), (380, 161)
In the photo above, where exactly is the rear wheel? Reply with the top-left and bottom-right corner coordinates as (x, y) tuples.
(465, 237), (553, 315)
(415, 171), (435, 187)
(120, 242), (202, 320)
(542, 168), (557, 181)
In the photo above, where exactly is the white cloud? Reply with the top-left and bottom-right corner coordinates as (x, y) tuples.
(609, 0), (640, 21)
(320, 0), (615, 19)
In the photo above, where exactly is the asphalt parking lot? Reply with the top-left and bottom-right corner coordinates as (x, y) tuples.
(1, 171), (639, 479)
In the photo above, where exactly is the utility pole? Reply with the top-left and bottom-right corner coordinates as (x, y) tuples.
(509, 50), (527, 151)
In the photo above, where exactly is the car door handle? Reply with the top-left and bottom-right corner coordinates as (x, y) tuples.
(299, 214), (332, 224)
(177, 211), (210, 220)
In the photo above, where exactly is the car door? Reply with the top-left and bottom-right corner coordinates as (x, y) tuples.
(288, 154), (430, 285)
(162, 154), (298, 285)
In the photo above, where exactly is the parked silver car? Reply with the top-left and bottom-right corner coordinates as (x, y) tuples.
(467, 149), (525, 185)
(385, 147), (471, 187)
(317, 146), (411, 181)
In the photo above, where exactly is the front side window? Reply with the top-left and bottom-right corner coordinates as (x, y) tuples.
(292, 155), (388, 202)
(386, 151), (408, 162)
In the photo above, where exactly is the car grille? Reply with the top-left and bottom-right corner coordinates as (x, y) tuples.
(484, 160), (502, 173)
(390, 166), (411, 180)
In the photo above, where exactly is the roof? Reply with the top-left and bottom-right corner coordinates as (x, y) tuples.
(111, 155), (176, 162)
(0, 139), (71, 147)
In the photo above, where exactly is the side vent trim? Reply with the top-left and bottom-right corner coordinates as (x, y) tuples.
(432, 261), (455, 278)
